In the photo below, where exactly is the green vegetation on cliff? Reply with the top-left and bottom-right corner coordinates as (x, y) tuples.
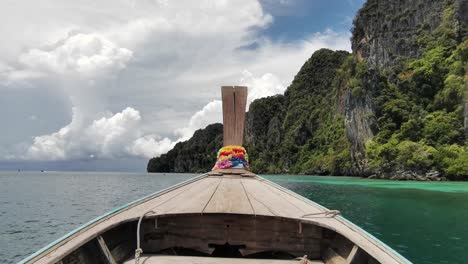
(246, 50), (352, 175)
(147, 124), (222, 173)
(362, 0), (467, 179)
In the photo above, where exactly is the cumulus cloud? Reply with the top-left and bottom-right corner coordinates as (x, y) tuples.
(26, 107), (175, 160)
(130, 135), (175, 159)
(19, 33), (133, 76)
(241, 71), (286, 108)
(0, 0), (351, 163)
(175, 100), (223, 141)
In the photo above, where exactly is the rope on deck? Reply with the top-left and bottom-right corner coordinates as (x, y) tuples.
(301, 209), (341, 218)
(135, 210), (156, 264)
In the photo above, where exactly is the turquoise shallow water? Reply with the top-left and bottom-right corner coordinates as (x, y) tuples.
(266, 175), (468, 193)
(0, 172), (467, 263)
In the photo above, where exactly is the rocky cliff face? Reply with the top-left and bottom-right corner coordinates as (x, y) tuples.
(346, 0), (468, 175)
(352, 0), (466, 68)
(244, 49), (351, 174)
(346, 0), (454, 170)
(148, 0), (467, 179)
(147, 123), (222, 173)
(343, 87), (377, 171)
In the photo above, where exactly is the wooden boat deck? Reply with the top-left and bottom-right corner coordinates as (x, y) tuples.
(123, 255), (324, 264)
(26, 173), (407, 264)
(150, 175), (324, 216)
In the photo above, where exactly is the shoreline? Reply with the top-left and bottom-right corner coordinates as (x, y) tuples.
(264, 170), (464, 182)
(147, 170), (466, 182)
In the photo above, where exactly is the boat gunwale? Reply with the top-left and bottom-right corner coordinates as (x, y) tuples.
(19, 173), (209, 264)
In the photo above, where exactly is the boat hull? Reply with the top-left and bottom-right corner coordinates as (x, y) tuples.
(20, 174), (411, 264)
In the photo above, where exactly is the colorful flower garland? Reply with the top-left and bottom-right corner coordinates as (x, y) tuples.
(212, 145), (250, 171)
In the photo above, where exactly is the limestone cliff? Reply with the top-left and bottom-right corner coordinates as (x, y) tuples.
(352, 0), (467, 68)
(147, 124), (222, 173)
(345, 0), (467, 176)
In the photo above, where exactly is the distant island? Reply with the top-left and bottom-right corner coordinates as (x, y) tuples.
(148, 0), (468, 181)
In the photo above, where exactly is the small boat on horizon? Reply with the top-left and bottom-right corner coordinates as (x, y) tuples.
(20, 87), (411, 264)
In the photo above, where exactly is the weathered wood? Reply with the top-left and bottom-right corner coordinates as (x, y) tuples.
(142, 214), (323, 258)
(331, 234), (355, 260)
(210, 169), (256, 177)
(207, 171), (223, 176)
(346, 245), (359, 264)
(222, 86), (235, 146)
(241, 178), (306, 217)
(323, 247), (347, 264)
(233, 86), (247, 144)
(203, 178), (254, 214)
(58, 239), (108, 264)
(27, 175), (409, 264)
(101, 223), (135, 263)
(211, 168), (250, 175)
(123, 255), (324, 264)
(349, 248), (379, 264)
(153, 177), (221, 214)
(96, 236), (117, 264)
(221, 86), (247, 146)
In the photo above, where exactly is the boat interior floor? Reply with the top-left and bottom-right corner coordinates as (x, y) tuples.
(123, 255), (324, 264)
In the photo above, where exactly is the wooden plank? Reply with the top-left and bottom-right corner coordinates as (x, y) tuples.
(222, 86), (236, 146)
(221, 86), (247, 146)
(240, 178), (305, 217)
(233, 86), (247, 146)
(96, 236), (117, 264)
(212, 168), (251, 175)
(241, 179), (274, 216)
(142, 215), (323, 258)
(124, 255), (325, 264)
(346, 245), (359, 264)
(154, 177), (222, 214)
(261, 181), (324, 216)
(204, 178), (254, 214)
(330, 233), (355, 260)
(323, 247), (347, 264)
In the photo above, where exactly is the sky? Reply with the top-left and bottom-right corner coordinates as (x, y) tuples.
(0, 0), (365, 172)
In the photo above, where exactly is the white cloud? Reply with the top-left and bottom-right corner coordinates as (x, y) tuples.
(0, 0), (351, 162)
(19, 33), (133, 76)
(175, 100), (223, 141)
(241, 71), (286, 108)
(130, 135), (175, 158)
(25, 107), (175, 160)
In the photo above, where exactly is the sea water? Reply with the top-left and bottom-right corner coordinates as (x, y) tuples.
(1, 172), (467, 264)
